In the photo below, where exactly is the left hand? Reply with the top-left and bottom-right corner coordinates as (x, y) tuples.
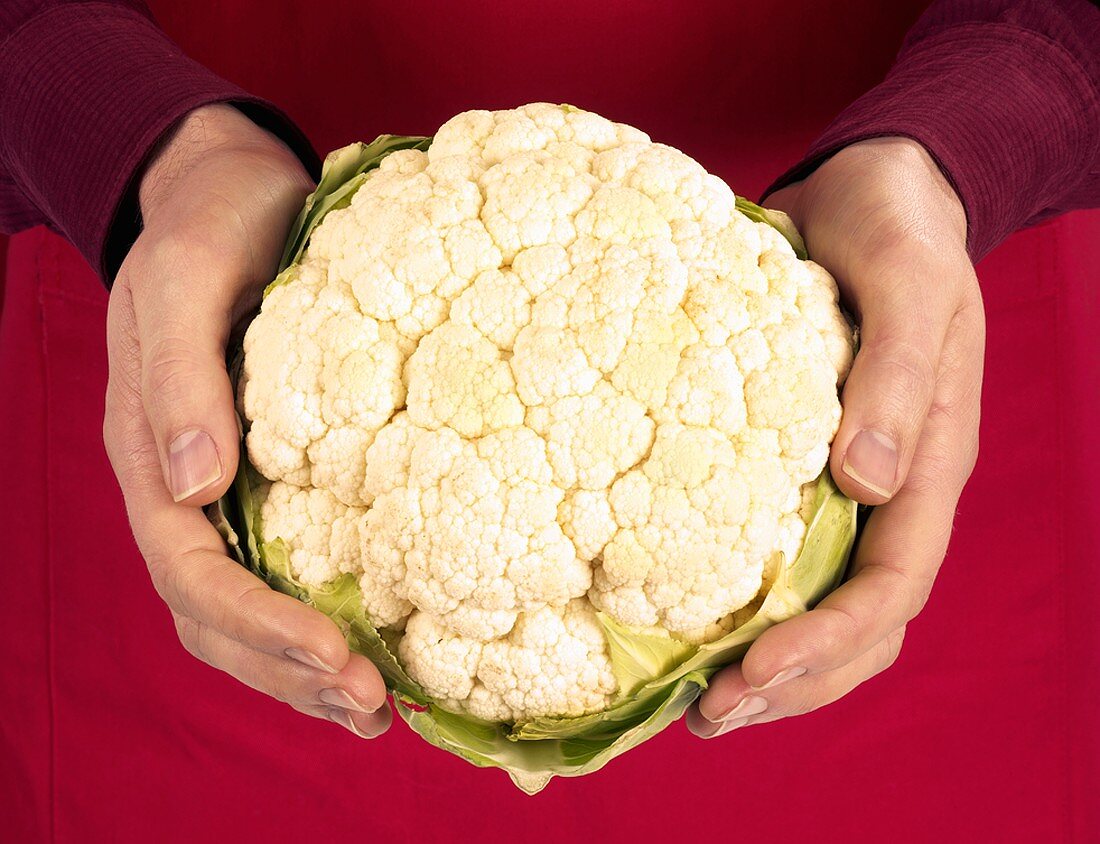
(687, 138), (985, 738)
(103, 104), (391, 738)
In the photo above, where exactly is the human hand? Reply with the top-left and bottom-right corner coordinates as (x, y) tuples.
(688, 138), (985, 738)
(104, 104), (391, 738)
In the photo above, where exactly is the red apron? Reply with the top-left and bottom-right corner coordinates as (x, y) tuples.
(2, 2), (1098, 840)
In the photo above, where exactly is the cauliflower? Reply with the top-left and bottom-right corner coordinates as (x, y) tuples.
(236, 103), (854, 728)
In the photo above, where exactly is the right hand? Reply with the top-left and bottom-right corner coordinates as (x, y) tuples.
(688, 138), (984, 738)
(103, 104), (391, 738)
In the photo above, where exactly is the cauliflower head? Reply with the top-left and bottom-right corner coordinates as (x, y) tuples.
(238, 103), (854, 724)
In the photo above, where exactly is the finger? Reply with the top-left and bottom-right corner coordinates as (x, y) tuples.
(105, 296), (352, 674)
(176, 615), (388, 713)
(176, 616), (390, 738)
(829, 249), (971, 504)
(324, 700), (394, 740)
(739, 302), (982, 688)
(297, 702), (394, 740)
(687, 626), (905, 738)
(125, 233), (252, 506)
(157, 537), (356, 671)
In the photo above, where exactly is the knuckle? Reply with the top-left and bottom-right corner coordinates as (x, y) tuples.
(887, 626), (907, 666)
(153, 550), (197, 618)
(784, 693), (825, 718)
(174, 615), (206, 663)
(965, 428), (980, 477)
(151, 560), (180, 611)
(901, 429), (969, 497)
(102, 411), (162, 488)
(250, 657), (314, 707)
(953, 422), (981, 483)
(175, 610), (305, 707)
(956, 287), (986, 332)
(143, 338), (206, 409)
(911, 577), (935, 619)
(846, 214), (914, 268)
(922, 402), (981, 493)
(280, 679), (316, 707)
(101, 409), (122, 470)
(868, 339), (938, 405)
(897, 567), (932, 620)
(880, 564), (934, 626)
(258, 670), (298, 705)
(213, 582), (271, 649)
(818, 603), (865, 656)
(138, 229), (200, 280)
(290, 702), (330, 721)
(874, 627), (906, 674)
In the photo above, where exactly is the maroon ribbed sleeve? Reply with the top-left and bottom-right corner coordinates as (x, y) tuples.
(0, 1), (320, 282)
(766, 0), (1100, 262)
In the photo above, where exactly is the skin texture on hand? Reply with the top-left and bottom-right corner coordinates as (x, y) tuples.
(687, 138), (985, 738)
(103, 104), (392, 740)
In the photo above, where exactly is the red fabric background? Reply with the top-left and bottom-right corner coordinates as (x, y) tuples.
(1, 2), (1098, 840)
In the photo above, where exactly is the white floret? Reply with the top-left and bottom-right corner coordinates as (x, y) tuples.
(255, 481), (365, 586)
(399, 600), (617, 723)
(405, 323), (525, 437)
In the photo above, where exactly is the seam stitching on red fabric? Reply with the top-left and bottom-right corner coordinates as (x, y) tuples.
(984, 291), (1057, 312)
(1050, 223), (1072, 844)
(33, 227), (57, 844)
(40, 288), (108, 308)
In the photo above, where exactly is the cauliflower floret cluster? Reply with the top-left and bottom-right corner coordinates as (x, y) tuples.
(240, 103), (853, 723)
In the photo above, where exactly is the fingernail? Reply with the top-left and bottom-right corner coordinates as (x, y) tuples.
(713, 694), (769, 723)
(752, 666), (807, 690)
(285, 647), (339, 674)
(319, 687), (377, 714)
(699, 715), (752, 739)
(168, 429), (223, 501)
(328, 707), (385, 739)
(842, 430), (898, 497)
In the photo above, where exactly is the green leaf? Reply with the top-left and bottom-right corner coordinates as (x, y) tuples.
(596, 613), (697, 700)
(207, 493), (246, 568)
(760, 470), (855, 621)
(394, 670), (711, 795)
(263, 264), (299, 298)
(735, 196), (807, 259)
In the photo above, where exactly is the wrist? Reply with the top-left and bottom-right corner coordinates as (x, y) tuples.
(842, 137), (967, 245)
(138, 103), (305, 221)
(788, 136), (969, 259)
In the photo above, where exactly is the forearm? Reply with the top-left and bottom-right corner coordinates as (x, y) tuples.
(766, 0), (1100, 262)
(0, 1), (319, 283)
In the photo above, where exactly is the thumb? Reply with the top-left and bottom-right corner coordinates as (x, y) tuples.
(829, 255), (961, 504)
(134, 268), (244, 506)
